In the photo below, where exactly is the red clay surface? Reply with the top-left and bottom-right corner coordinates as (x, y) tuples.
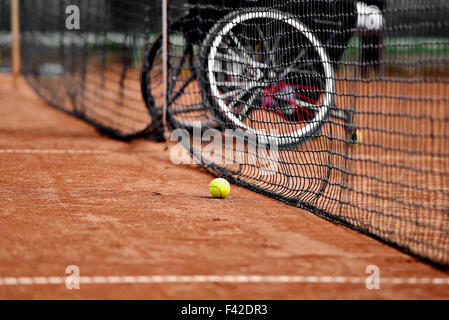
(0, 74), (448, 299)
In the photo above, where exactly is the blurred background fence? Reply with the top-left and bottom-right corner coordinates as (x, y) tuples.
(0, 0), (11, 72)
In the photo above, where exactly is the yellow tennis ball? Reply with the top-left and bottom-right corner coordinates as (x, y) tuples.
(209, 178), (231, 199)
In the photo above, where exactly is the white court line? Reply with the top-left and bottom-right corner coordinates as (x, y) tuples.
(0, 149), (109, 154)
(0, 275), (448, 286)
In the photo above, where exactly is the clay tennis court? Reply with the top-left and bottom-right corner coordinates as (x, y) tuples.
(0, 74), (448, 299)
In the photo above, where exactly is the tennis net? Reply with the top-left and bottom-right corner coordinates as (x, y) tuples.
(158, 0), (449, 267)
(20, 0), (449, 267)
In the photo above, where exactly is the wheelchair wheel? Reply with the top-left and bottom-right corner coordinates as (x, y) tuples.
(141, 19), (217, 132)
(199, 8), (336, 147)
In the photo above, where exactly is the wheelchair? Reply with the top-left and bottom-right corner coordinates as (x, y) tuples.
(141, 0), (371, 147)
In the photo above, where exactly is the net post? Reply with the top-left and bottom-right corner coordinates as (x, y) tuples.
(162, 0), (169, 149)
(11, 0), (20, 88)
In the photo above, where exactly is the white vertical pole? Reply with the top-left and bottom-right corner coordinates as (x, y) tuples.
(11, 0), (21, 88)
(162, 0), (169, 147)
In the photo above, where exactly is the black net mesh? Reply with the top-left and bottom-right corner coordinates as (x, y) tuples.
(0, 0), (11, 72)
(20, 0), (449, 267)
(140, 0), (449, 267)
(20, 0), (160, 139)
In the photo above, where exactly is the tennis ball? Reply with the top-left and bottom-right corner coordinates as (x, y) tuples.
(209, 178), (231, 199)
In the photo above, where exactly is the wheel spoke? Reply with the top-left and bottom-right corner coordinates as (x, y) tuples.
(175, 45), (191, 79)
(276, 95), (320, 112)
(220, 89), (242, 99)
(270, 28), (283, 66)
(227, 31), (246, 55)
(169, 104), (205, 115)
(279, 46), (315, 74)
(211, 58), (243, 78)
(219, 41), (268, 70)
(236, 91), (259, 120)
(223, 91), (247, 113)
(291, 48), (308, 65)
(228, 31), (268, 69)
(255, 25), (277, 66)
(214, 80), (261, 91)
(168, 44), (191, 97)
(167, 73), (196, 105)
(223, 89), (247, 109)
